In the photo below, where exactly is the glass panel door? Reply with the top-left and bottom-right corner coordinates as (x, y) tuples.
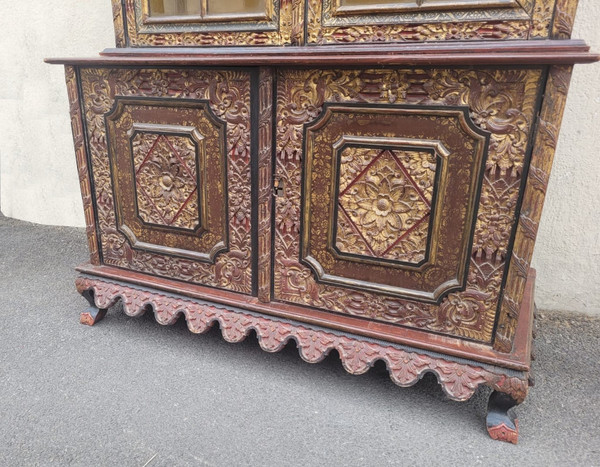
(149, 0), (202, 16)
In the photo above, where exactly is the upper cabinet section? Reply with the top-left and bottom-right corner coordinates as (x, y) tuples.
(114, 0), (301, 46)
(112, 0), (577, 47)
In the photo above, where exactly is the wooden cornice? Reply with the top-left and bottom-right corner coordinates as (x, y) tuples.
(46, 40), (599, 66)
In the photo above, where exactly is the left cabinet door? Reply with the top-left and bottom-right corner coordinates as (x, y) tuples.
(74, 66), (254, 294)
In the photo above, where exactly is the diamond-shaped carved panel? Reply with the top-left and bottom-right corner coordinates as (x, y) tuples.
(132, 132), (200, 230)
(336, 147), (437, 264)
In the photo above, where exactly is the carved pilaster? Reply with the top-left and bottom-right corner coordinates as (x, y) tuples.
(65, 66), (101, 265)
(257, 68), (274, 302)
(551, 0), (579, 39)
(495, 65), (573, 352)
(111, 0), (126, 47)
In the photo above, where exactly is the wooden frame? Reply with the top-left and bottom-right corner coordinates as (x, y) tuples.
(332, 0), (519, 16)
(117, 0), (303, 46)
(49, 0), (597, 444)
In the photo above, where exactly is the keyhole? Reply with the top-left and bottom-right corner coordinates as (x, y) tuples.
(273, 178), (285, 197)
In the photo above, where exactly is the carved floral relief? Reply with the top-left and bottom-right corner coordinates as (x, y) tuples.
(132, 132), (200, 230)
(273, 67), (543, 343)
(336, 147), (436, 263)
(80, 68), (253, 293)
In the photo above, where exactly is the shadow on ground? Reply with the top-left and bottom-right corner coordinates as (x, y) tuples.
(0, 214), (598, 466)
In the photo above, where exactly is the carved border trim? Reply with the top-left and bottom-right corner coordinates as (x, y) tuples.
(112, 0), (127, 47)
(495, 65), (573, 352)
(551, 0), (578, 39)
(65, 66), (101, 265)
(76, 275), (529, 403)
(257, 68), (274, 302)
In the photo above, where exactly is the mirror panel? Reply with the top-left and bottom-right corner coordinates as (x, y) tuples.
(149, 0), (202, 16)
(206, 0), (267, 16)
(341, 0), (413, 5)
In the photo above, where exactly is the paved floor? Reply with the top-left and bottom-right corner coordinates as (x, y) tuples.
(0, 213), (599, 466)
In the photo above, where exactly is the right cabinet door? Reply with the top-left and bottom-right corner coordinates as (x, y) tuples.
(272, 67), (544, 345)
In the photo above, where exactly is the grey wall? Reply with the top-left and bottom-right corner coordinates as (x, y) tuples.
(1, 1), (598, 314)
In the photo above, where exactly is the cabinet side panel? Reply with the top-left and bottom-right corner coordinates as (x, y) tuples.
(65, 66), (101, 265)
(257, 68), (274, 302)
(287, 0), (305, 45)
(496, 65), (573, 352)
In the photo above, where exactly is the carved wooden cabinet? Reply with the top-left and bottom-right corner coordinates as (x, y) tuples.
(48, 0), (597, 443)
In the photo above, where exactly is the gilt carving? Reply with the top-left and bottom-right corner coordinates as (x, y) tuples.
(132, 131), (201, 230)
(80, 68), (253, 293)
(336, 147), (436, 263)
(257, 68), (274, 302)
(274, 68), (542, 342)
(123, 0), (296, 46)
(65, 66), (101, 265)
(111, 0), (126, 47)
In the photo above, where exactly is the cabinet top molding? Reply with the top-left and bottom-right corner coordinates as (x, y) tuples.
(46, 39), (598, 66)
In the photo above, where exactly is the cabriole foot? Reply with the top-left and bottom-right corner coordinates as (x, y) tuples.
(486, 390), (519, 444)
(80, 289), (107, 326)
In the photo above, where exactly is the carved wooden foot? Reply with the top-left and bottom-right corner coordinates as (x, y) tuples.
(80, 289), (107, 326)
(486, 391), (519, 444)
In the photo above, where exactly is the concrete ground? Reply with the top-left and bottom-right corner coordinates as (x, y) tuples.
(0, 213), (599, 466)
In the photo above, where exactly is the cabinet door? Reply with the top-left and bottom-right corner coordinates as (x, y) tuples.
(273, 67), (544, 343)
(118, 0), (302, 46)
(305, 0), (550, 44)
(79, 67), (254, 294)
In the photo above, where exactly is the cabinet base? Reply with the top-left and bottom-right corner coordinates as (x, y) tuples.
(75, 274), (531, 442)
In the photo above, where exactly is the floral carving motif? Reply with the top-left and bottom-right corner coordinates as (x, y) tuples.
(530, 0), (554, 38)
(133, 133), (199, 229)
(336, 148), (435, 262)
(76, 276), (530, 404)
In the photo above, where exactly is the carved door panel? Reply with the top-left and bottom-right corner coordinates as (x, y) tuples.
(304, 0), (555, 44)
(80, 67), (254, 294)
(273, 67), (544, 344)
